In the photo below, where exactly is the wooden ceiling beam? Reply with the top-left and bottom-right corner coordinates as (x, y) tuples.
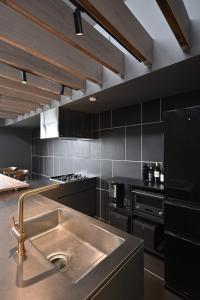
(0, 41), (85, 91)
(0, 103), (30, 114)
(0, 95), (41, 109)
(2, 0), (124, 76)
(0, 85), (52, 105)
(77, 0), (153, 66)
(0, 76), (60, 101)
(0, 62), (72, 96)
(0, 110), (19, 119)
(0, 2), (102, 84)
(156, 0), (191, 52)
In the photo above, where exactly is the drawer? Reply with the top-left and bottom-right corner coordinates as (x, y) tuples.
(109, 212), (131, 233)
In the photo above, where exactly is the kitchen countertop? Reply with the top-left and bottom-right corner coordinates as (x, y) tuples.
(0, 187), (143, 300)
(0, 173), (29, 192)
(108, 177), (164, 192)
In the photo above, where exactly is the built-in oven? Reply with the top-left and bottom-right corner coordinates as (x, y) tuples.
(133, 190), (164, 219)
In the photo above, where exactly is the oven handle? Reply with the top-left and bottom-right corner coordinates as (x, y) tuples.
(132, 190), (164, 199)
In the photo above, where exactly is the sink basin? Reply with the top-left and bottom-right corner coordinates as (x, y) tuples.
(24, 208), (124, 283)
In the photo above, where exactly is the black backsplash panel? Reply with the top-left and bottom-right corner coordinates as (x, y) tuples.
(32, 98), (164, 219)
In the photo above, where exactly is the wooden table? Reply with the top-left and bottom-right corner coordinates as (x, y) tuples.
(0, 174), (29, 192)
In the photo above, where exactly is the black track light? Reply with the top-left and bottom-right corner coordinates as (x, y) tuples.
(60, 84), (65, 96)
(73, 8), (83, 36)
(21, 70), (27, 84)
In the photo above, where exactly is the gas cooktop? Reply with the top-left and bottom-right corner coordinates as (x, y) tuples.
(50, 173), (88, 183)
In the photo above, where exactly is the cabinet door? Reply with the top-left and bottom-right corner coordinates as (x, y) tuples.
(109, 211), (131, 232)
(165, 233), (200, 299)
(58, 189), (96, 216)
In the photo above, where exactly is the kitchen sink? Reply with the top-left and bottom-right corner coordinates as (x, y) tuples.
(24, 208), (124, 283)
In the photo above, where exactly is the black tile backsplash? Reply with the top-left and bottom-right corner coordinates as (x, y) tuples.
(101, 128), (125, 160)
(32, 99), (165, 219)
(126, 126), (141, 161)
(142, 123), (164, 162)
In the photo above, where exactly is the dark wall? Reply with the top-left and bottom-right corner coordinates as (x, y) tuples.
(32, 99), (164, 219)
(0, 127), (32, 171)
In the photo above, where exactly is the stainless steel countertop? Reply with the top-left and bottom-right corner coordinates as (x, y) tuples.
(0, 189), (143, 300)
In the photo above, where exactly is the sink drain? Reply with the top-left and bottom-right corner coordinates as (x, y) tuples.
(47, 252), (71, 272)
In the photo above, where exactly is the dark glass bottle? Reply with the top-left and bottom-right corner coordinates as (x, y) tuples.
(154, 162), (160, 184)
(160, 165), (164, 183)
(148, 164), (154, 182)
(143, 163), (149, 182)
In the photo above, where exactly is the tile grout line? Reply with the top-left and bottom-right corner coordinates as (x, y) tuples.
(99, 112), (102, 219)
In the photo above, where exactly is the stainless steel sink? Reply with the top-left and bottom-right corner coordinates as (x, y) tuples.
(24, 208), (124, 283)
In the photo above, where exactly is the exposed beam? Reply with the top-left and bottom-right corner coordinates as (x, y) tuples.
(0, 2), (103, 84)
(2, 0), (124, 76)
(0, 85), (52, 105)
(156, 0), (191, 52)
(0, 41), (85, 91)
(77, 0), (153, 66)
(0, 110), (18, 119)
(0, 62), (72, 96)
(0, 95), (41, 110)
(0, 103), (30, 114)
(0, 76), (60, 101)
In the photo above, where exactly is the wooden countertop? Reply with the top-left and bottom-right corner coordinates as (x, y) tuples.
(0, 173), (29, 192)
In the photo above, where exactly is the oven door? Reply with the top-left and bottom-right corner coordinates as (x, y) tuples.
(134, 190), (163, 216)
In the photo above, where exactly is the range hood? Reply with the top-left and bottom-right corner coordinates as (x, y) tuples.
(40, 107), (92, 139)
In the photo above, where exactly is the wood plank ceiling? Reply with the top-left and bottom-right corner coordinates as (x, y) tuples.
(0, 0), (191, 120)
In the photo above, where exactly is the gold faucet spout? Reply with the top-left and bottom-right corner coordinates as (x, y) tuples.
(12, 183), (60, 256)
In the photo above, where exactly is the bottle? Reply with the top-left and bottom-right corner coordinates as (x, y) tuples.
(142, 163), (149, 182)
(160, 165), (164, 183)
(148, 164), (154, 182)
(154, 162), (160, 184)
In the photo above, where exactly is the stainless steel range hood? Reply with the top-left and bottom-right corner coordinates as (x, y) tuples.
(40, 107), (92, 139)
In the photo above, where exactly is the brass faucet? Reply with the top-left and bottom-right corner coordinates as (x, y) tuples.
(12, 183), (60, 256)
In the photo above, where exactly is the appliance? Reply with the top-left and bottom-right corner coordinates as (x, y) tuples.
(50, 173), (88, 183)
(109, 183), (125, 208)
(40, 107), (92, 139)
(133, 190), (164, 218)
(164, 106), (200, 300)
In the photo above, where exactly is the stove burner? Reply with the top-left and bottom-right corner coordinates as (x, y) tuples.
(50, 173), (87, 183)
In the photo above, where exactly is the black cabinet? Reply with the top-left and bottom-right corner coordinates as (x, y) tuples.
(109, 211), (132, 233)
(59, 108), (92, 139)
(43, 179), (96, 216)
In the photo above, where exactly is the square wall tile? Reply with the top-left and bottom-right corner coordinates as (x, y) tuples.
(142, 99), (161, 123)
(59, 157), (74, 174)
(113, 161), (141, 179)
(43, 157), (54, 177)
(142, 123), (164, 162)
(101, 128), (125, 160)
(96, 189), (100, 218)
(100, 189), (109, 220)
(101, 160), (112, 190)
(74, 140), (90, 158)
(90, 135), (100, 159)
(126, 126), (141, 161)
(112, 104), (141, 127)
(53, 157), (60, 176)
(54, 139), (74, 157)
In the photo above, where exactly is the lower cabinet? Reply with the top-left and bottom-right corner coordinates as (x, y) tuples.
(133, 218), (164, 254)
(109, 211), (132, 233)
(42, 179), (96, 216)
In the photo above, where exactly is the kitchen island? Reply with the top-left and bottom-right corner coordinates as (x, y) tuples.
(0, 188), (144, 300)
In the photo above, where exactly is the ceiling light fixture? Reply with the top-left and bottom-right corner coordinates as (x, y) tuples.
(60, 84), (65, 96)
(73, 8), (83, 36)
(89, 96), (96, 102)
(21, 70), (27, 84)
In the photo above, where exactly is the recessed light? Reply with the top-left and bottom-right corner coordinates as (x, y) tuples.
(89, 96), (96, 102)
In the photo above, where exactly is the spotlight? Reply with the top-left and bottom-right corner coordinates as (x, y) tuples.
(21, 70), (27, 84)
(73, 8), (83, 36)
(89, 96), (96, 102)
